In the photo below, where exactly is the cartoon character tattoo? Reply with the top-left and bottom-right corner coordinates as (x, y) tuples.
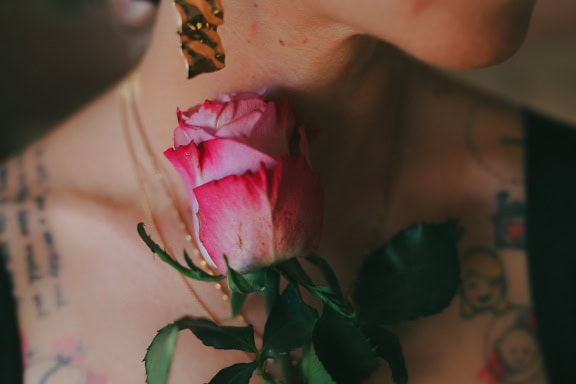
(460, 247), (511, 318)
(478, 311), (545, 384)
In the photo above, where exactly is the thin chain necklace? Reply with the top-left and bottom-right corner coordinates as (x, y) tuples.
(119, 73), (254, 328)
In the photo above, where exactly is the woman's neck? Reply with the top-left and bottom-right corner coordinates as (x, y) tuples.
(133, 0), (411, 161)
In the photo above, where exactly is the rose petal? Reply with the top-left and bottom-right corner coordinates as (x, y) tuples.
(216, 109), (266, 139)
(165, 138), (278, 192)
(217, 102), (292, 158)
(270, 156), (323, 258)
(216, 98), (267, 129)
(194, 156), (323, 273)
(179, 100), (225, 128)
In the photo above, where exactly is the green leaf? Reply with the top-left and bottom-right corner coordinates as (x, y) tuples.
(177, 317), (257, 353)
(137, 223), (224, 282)
(261, 285), (318, 359)
(313, 307), (380, 384)
(275, 258), (313, 286)
(257, 370), (276, 384)
(276, 259), (355, 319)
(144, 322), (180, 384)
(225, 257), (263, 294)
(230, 291), (247, 318)
(353, 221), (462, 325)
(310, 285), (355, 320)
(305, 255), (345, 301)
(364, 326), (408, 384)
(243, 270), (267, 289)
(207, 362), (257, 384)
(300, 346), (336, 384)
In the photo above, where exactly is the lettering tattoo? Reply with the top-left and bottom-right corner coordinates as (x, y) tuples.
(44, 232), (60, 278)
(0, 148), (66, 318)
(18, 209), (29, 236)
(26, 244), (43, 284)
(22, 336), (108, 384)
(34, 293), (50, 318)
(16, 156), (30, 203)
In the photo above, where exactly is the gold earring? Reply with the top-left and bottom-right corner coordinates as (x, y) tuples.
(174, 0), (226, 79)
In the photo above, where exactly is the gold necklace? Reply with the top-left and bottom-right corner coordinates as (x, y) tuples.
(119, 73), (252, 327)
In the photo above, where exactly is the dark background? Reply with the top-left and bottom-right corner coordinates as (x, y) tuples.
(0, 0), (574, 160)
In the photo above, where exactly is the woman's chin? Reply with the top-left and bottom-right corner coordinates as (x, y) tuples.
(410, 30), (531, 70)
(412, 3), (535, 70)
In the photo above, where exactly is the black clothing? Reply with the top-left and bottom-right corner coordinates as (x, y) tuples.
(525, 110), (576, 384)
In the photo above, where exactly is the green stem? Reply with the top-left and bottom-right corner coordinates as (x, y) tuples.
(262, 271), (301, 384)
(264, 269), (280, 314)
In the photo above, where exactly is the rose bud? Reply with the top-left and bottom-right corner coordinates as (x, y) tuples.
(164, 92), (323, 274)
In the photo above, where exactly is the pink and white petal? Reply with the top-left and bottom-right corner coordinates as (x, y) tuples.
(219, 103), (291, 158)
(197, 139), (278, 184)
(177, 106), (200, 124)
(216, 110), (265, 139)
(248, 102), (292, 158)
(173, 124), (217, 147)
(180, 100), (224, 128)
(270, 156), (323, 259)
(194, 167), (276, 273)
(190, 198), (217, 269)
(216, 99), (266, 129)
(165, 138), (278, 192)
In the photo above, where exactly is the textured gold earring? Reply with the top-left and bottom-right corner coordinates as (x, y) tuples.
(174, 0), (226, 79)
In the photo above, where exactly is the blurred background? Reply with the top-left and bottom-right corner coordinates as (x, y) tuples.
(0, 0), (574, 160)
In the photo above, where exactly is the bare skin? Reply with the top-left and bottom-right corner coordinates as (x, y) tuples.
(0, 0), (544, 382)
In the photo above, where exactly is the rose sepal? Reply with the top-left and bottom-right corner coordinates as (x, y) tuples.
(224, 256), (265, 295)
(137, 223), (225, 282)
(274, 258), (355, 320)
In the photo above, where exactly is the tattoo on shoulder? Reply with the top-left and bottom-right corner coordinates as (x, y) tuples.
(0, 149), (67, 318)
(492, 192), (525, 250)
(22, 335), (108, 384)
(459, 246), (511, 318)
(458, 190), (545, 383)
(464, 106), (524, 186)
(477, 309), (545, 384)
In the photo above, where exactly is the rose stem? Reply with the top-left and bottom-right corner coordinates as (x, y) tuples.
(263, 269), (301, 384)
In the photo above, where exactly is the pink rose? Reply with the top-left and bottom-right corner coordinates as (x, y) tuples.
(164, 92), (323, 274)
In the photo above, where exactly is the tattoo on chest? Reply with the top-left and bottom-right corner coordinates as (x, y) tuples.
(21, 335), (108, 384)
(458, 190), (545, 384)
(0, 148), (67, 319)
